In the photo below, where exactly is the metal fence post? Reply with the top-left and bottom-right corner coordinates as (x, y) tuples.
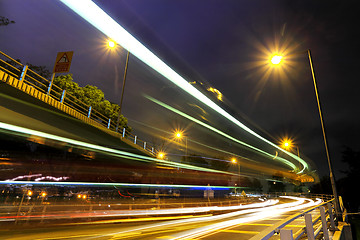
(320, 206), (330, 240)
(134, 135), (137, 144)
(87, 106), (92, 118)
(144, 142), (146, 149)
(19, 65), (28, 81)
(305, 213), (315, 240)
(280, 229), (293, 240)
(47, 73), (55, 94)
(327, 202), (336, 230)
(122, 128), (125, 137)
(152, 147), (154, 153)
(60, 90), (66, 103)
(107, 119), (111, 129)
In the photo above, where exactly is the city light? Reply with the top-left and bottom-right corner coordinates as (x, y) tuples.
(146, 95), (300, 171)
(157, 152), (165, 159)
(270, 55), (282, 65)
(108, 39), (116, 48)
(0, 121), (233, 175)
(60, 0), (308, 174)
(0, 180), (232, 190)
(280, 138), (293, 150)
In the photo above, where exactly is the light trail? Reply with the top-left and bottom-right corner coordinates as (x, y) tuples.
(92, 200), (279, 239)
(1, 199), (276, 223)
(85, 196), (318, 239)
(146, 95), (298, 170)
(0, 180), (231, 190)
(59, 0), (308, 173)
(172, 196), (321, 239)
(0, 121), (234, 175)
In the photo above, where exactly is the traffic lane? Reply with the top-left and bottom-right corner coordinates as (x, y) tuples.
(1, 200), (280, 239)
(1, 197), (320, 240)
(201, 210), (321, 240)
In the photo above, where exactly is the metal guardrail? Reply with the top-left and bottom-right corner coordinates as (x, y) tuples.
(0, 50), (156, 155)
(250, 196), (336, 240)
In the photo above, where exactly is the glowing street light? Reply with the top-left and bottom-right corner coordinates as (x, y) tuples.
(231, 158), (240, 195)
(280, 138), (293, 150)
(157, 152), (165, 159)
(174, 130), (188, 159)
(270, 55), (282, 65)
(105, 39), (131, 133)
(27, 190), (33, 196)
(108, 39), (116, 48)
(175, 132), (182, 139)
(270, 49), (342, 219)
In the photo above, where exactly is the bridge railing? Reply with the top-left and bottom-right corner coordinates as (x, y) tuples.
(250, 196), (336, 240)
(0, 50), (156, 155)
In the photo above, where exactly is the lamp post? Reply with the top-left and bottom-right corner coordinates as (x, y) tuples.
(271, 50), (342, 219)
(107, 39), (131, 132)
(231, 158), (240, 196)
(280, 138), (302, 173)
(281, 138), (300, 158)
(174, 131), (188, 160)
(157, 152), (165, 160)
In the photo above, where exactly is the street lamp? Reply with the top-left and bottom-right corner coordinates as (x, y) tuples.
(108, 39), (116, 48)
(280, 138), (302, 172)
(270, 54), (282, 65)
(231, 158), (240, 195)
(174, 131), (188, 160)
(107, 39), (131, 132)
(157, 152), (165, 160)
(271, 49), (342, 219)
(280, 138), (300, 157)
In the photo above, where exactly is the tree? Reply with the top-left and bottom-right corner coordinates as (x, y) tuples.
(341, 147), (360, 177)
(26, 63), (51, 79)
(181, 154), (209, 168)
(268, 173), (285, 192)
(53, 74), (131, 132)
(251, 178), (263, 192)
(209, 157), (230, 171)
(0, 16), (15, 26)
(337, 147), (360, 212)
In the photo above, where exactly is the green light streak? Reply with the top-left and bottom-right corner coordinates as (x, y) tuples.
(146, 95), (297, 170)
(60, 0), (308, 173)
(0, 121), (234, 175)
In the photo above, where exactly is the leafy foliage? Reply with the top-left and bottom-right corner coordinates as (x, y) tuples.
(0, 16), (15, 26)
(27, 63), (51, 79)
(53, 74), (131, 132)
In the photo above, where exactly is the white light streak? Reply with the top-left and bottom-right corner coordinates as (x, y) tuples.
(172, 196), (320, 239)
(0, 121), (232, 175)
(60, 0), (308, 173)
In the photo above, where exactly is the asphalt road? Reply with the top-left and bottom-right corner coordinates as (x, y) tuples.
(1, 197), (322, 240)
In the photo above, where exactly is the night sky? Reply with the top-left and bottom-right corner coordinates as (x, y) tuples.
(1, 0), (359, 179)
